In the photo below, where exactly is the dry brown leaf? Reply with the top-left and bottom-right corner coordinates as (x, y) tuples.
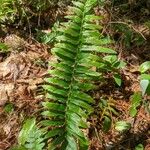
(0, 83), (14, 106)
(26, 51), (41, 61)
(4, 34), (26, 51)
(0, 54), (26, 80)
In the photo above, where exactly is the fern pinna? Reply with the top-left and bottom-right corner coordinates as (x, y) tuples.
(42, 0), (116, 149)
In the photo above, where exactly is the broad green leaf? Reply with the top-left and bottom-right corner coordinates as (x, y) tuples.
(102, 116), (111, 132)
(75, 65), (90, 73)
(113, 74), (122, 86)
(139, 61), (150, 73)
(117, 60), (126, 69)
(115, 121), (131, 132)
(140, 79), (150, 96)
(145, 83), (150, 95)
(130, 92), (142, 107)
(135, 144), (144, 150)
(140, 74), (150, 80)
(85, 70), (100, 77)
(129, 107), (138, 117)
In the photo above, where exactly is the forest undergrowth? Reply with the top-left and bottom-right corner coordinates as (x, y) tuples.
(0, 0), (150, 150)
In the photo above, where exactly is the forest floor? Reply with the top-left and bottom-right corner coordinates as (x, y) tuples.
(0, 2), (150, 150)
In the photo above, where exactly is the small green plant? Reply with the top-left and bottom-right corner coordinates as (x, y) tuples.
(129, 92), (142, 117)
(103, 55), (126, 86)
(4, 103), (14, 113)
(99, 98), (119, 132)
(0, 42), (9, 53)
(135, 144), (144, 150)
(129, 62), (150, 117)
(0, 0), (17, 23)
(139, 61), (150, 96)
(115, 121), (131, 132)
(12, 118), (45, 150)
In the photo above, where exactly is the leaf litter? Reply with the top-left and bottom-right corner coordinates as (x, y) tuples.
(0, 5), (150, 150)
(0, 34), (49, 150)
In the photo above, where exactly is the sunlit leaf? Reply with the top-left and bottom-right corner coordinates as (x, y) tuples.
(140, 79), (150, 96)
(139, 61), (150, 73)
(135, 144), (144, 150)
(115, 121), (131, 132)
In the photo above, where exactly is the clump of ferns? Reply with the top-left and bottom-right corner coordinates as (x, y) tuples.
(41, 0), (117, 149)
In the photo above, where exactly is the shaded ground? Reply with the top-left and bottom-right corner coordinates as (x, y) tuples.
(0, 1), (150, 150)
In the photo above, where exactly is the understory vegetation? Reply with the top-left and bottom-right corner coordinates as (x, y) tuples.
(0, 0), (150, 150)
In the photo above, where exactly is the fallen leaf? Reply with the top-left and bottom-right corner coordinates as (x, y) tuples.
(0, 83), (14, 106)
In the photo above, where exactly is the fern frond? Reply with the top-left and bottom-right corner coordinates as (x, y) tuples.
(42, 0), (116, 149)
(12, 118), (45, 150)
